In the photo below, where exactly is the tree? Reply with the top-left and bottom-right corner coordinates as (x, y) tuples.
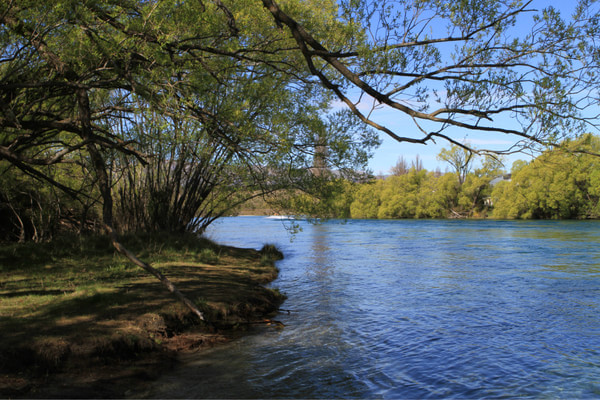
(390, 155), (424, 175)
(286, 178), (358, 219)
(350, 180), (383, 218)
(477, 155), (506, 179)
(491, 134), (600, 219)
(390, 156), (410, 176)
(437, 145), (475, 184)
(262, 0), (600, 156)
(0, 160), (100, 242)
(456, 174), (491, 217)
(411, 155), (424, 172)
(429, 172), (461, 217)
(376, 169), (428, 218)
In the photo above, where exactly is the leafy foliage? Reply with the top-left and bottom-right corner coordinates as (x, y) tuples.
(295, 135), (600, 220)
(265, 0), (600, 154)
(0, 0), (377, 238)
(491, 134), (600, 219)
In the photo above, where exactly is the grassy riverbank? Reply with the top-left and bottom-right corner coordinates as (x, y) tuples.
(0, 233), (285, 398)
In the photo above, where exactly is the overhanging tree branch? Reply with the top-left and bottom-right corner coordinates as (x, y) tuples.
(261, 0), (600, 155)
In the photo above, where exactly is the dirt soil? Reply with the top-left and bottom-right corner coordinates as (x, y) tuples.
(1, 324), (240, 398)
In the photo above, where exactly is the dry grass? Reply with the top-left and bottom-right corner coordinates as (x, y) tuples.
(0, 232), (285, 397)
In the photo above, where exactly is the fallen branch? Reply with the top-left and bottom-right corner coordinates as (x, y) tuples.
(106, 225), (207, 322)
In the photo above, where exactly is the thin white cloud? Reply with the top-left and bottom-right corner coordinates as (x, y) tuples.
(460, 138), (514, 146)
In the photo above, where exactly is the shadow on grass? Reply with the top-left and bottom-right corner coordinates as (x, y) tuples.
(0, 232), (285, 389)
(0, 289), (75, 298)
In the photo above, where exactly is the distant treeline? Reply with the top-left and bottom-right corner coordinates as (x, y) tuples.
(285, 134), (600, 220)
(4, 134), (598, 243)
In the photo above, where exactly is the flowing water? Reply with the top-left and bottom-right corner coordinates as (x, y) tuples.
(146, 217), (600, 398)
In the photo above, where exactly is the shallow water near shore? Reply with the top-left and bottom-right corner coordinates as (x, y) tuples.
(146, 217), (600, 398)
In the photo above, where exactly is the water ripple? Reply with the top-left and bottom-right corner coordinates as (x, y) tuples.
(147, 218), (600, 399)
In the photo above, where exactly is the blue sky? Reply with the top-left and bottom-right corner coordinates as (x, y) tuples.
(366, 115), (530, 175)
(358, 0), (579, 175)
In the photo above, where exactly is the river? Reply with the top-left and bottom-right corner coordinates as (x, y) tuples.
(146, 217), (600, 398)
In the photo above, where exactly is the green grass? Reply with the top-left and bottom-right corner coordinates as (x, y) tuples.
(259, 243), (284, 265)
(0, 232), (285, 383)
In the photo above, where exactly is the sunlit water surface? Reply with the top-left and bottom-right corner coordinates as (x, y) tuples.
(145, 218), (600, 398)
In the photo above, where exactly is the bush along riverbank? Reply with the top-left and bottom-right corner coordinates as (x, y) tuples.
(0, 233), (285, 398)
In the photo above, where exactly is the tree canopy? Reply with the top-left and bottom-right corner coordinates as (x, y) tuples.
(263, 0), (600, 155)
(0, 0), (379, 236)
(1, 0), (599, 233)
(491, 134), (600, 219)
(2, 1), (600, 223)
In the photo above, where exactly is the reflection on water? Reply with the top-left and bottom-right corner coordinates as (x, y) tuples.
(144, 218), (600, 399)
(307, 224), (334, 281)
